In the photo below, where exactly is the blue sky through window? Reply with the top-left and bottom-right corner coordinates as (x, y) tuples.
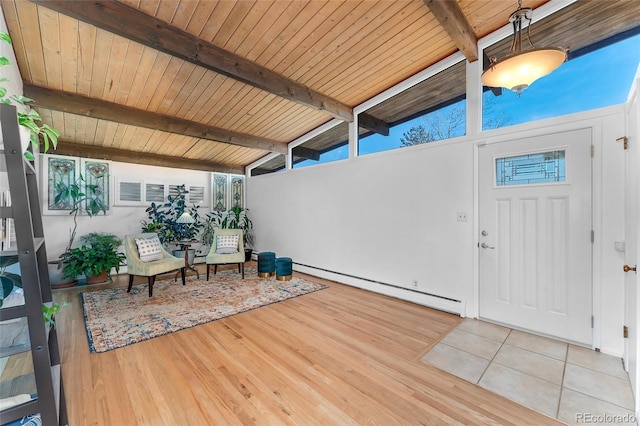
(358, 100), (466, 156)
(483, 33), (640, 129)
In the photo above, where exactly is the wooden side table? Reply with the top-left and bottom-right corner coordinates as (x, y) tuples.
(172, 240), (199, 280)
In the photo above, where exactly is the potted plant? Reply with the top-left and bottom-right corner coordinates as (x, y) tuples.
(61, 232), (125, 284)
(49, 174), (108, 287)
(141, 184), (202, 265)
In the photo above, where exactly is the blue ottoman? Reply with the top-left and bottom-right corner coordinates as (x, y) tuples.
(257, 252), (276, 277)
(276, 257), (293, 281)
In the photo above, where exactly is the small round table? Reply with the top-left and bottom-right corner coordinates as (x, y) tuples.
(172, 240), (200, 280)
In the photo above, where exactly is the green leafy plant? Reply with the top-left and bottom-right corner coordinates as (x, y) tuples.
(199, 213), (217, 247)
(54, 174), (108, 254)
(79, 231), (122, 248)
(141, 185), (202, 245)
(42, 302), (63, 329)
(0, 32), (59, 160)
(61, 232), (125, 279)
(208, 206), (254, 248)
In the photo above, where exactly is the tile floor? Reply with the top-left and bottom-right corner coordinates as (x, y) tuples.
(422, 319), (637, 425)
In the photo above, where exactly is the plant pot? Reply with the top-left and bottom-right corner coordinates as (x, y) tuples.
(244, 249), (253, 262)
(48, 261), (76, 289)
(85, 270), (109, 285)
(172, 249), (196, 266)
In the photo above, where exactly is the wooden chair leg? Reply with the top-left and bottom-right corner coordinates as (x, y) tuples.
(148, 275), (156, 297)
(180, 267), (186, 285)
(127, 275), (134, 293)
(206, 264), (210, 281)
(214, 265), (218, 275)
(241, 263), (244, 279)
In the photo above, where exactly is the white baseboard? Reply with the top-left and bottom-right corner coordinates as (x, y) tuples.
(293, 263), (463, 316)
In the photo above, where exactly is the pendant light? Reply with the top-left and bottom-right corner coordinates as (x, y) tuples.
(481, 1), (567, 95)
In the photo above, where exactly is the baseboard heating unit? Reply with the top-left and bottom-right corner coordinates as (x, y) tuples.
(293, 262), (464, 316)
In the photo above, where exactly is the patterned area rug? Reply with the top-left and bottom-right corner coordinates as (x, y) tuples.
(81, 266), (328, 353)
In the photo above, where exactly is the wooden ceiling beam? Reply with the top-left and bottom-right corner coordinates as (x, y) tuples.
(359, 113), (390, 136)
(292, 146), (320, 161)
(24, 84), (286, 154)
(424, 0), (478, 62)
(53, 141), (244, 174)
(31, 0), (354, 122)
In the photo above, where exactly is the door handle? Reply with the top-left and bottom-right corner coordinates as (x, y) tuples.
(481, 243), (495, 249)
(623, 264), (637, 273)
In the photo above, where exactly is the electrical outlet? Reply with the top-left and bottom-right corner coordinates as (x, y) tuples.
(457, 212), (468, 222)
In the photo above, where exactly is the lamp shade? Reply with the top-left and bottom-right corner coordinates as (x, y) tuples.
(481, 47), (566, 94)
(176, 211), (195, 224)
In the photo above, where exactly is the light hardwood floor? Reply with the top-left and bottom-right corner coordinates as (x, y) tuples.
(52, 263), (562, 425)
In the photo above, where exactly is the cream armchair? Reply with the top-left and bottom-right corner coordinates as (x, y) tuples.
(124, 233), (185, 297)
(206, 228), (245, 280)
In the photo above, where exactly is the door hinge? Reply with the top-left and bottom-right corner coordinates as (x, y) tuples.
(591, 316), (594, 328)
(591, 145), (595, 157)
(591, 230), (594, 243)
(624, 325), (629, 338)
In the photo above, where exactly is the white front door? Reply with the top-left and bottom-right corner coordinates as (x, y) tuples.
(479, 129), (593, 345)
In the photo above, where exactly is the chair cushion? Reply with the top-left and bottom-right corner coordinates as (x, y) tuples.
(135, 235), (164, 262)
(216, 234), (239, 254)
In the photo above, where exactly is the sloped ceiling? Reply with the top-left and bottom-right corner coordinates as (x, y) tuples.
(1, 0), (638, 173)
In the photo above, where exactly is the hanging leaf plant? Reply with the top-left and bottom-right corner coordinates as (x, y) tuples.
(0, 32), (59, 160)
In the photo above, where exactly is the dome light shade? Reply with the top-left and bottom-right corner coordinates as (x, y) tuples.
(481, 2), (567, 95)
(481, 47), (567, 94)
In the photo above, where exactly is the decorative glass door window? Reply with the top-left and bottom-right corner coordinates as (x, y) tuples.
(496, 150), (566, 186)
(212, 173), (229, 212)
(83, 160), (109, 211)
(44, 155), (111, 214)
(47, 157), (77, 210)
(211, 173), (245, 211)
(231, 175), (245, 209)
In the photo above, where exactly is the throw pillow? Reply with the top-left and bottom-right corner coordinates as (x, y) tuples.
(216, 234), (239, 254)
(135, 235), (164, 262)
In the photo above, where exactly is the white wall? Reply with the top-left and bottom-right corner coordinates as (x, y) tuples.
(247, 105), (628, 356)
(40, 160), (212, 261)
(251, 138), (474, 301)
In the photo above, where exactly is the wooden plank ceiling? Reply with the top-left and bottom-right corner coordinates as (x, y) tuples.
(0, 0), (638, 173)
